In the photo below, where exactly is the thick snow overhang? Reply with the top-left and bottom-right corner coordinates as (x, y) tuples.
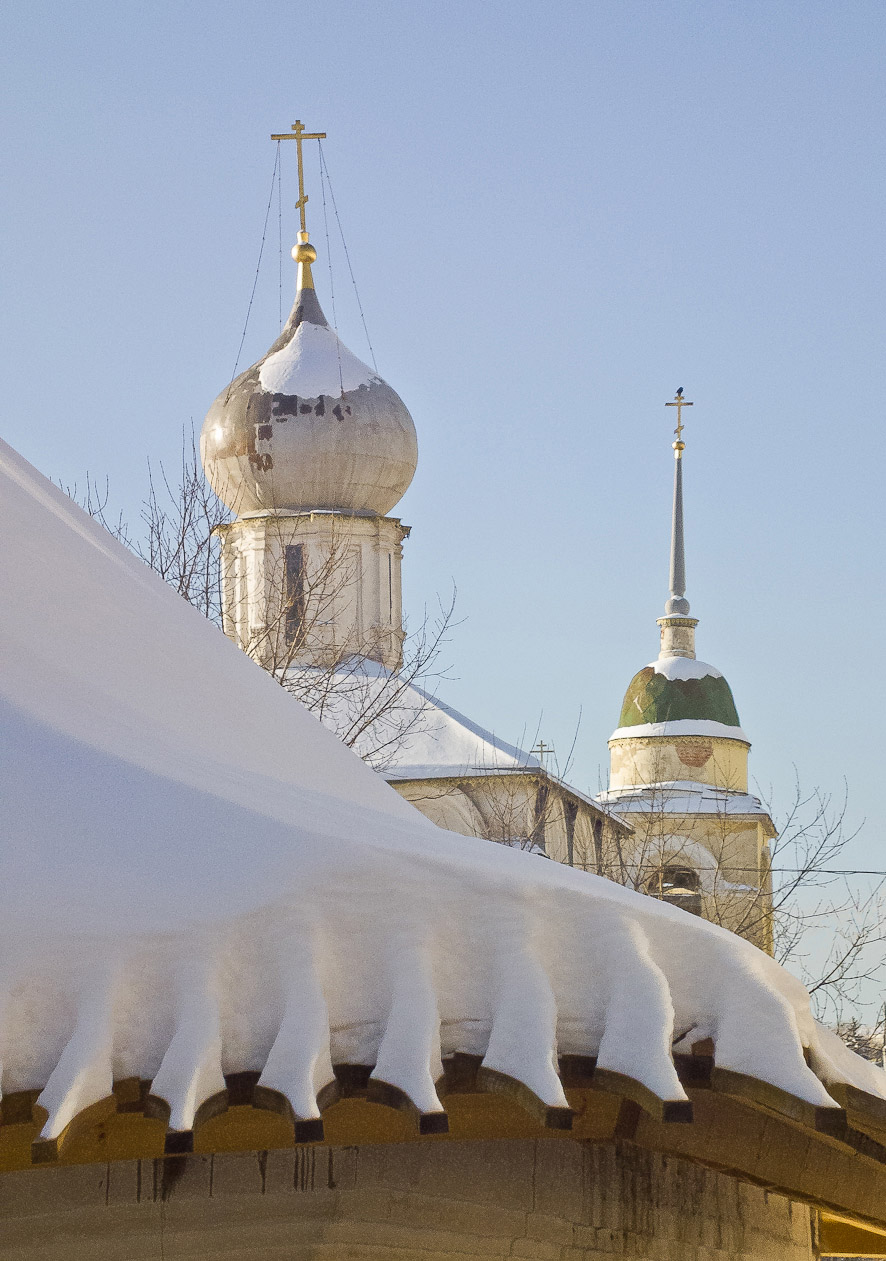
(1, 441), (886, 1233)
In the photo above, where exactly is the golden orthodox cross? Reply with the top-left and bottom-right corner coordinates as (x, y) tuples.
(270, 119), (327, 233)
(665, 390), (693, 452)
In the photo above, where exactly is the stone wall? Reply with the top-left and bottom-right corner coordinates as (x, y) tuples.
(217, 511), (409, 672)
(607, 735), (750, 793)
(0, 1139), (815, 1260)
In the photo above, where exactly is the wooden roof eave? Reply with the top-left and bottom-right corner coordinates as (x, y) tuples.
(5, 1054), (886, 1233)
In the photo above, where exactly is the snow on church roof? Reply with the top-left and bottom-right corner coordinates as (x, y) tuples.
(286, 661), (615, 826)
(610, 718), (750, 741)
(1, 438), (884, 1152)
(380, 684), (620, 819)
(281, 658), (542, 780)
(382, 683), (543, 781)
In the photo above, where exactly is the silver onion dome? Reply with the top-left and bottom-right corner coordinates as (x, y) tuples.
(201, 233), (418, 516)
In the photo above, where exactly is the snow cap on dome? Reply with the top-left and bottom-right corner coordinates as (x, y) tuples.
(201, 232), (417, 516)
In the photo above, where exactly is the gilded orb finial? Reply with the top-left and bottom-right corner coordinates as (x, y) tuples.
(290, 230), (317, 293)
(291, 230), (317, 265)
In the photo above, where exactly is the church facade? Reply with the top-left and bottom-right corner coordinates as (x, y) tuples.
(200, 218), (629, 880)
(200, 203), (771, 949)
(595, 398), (775, 949)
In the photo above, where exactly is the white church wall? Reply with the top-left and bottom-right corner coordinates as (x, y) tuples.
(216, 512), (409, 672)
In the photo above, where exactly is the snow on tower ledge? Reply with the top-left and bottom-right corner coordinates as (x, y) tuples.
(0, 439), (883, 1155)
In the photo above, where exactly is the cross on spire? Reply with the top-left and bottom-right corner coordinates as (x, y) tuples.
(665, 388), (693, 457)
(270, 119), (327, 234)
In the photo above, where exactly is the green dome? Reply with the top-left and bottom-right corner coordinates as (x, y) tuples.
(617, 659), (741, 730)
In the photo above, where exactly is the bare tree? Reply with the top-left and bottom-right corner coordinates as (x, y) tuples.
(282, 590), (457, 771)
(140, 432), (229, 625)
(597, 745), (773, 941)
(464, 769), (554, 853)
(759, 776), (885, 1024)
(69, 425), (455, 768)
(407, 718), (622, 873)
(65, 430), (228, 625)
(597, 745), (885, 1022)
(398, 764), (613, 870)
(835, 1010), (886, 1066)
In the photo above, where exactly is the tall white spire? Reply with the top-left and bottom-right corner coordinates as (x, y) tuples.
(664, 389), (691, 615)
(658, 390), (697, 659)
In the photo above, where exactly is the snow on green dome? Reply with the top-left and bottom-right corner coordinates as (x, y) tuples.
(617, 656), (741, 732)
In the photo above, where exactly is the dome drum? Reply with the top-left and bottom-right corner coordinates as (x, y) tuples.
(216, 510), (409, 673)
(608, 731), (750, 794)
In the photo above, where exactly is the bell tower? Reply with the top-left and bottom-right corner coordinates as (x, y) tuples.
(597, 392), (776, 948)
(200, 122), (418, 674)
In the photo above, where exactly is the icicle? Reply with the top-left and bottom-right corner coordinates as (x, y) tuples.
(37, 973), (115, 1140)
(150, 957), (225, 1133)
(595, 916), (687, 1103)
(258, 950), (335, 1120)
(482, 946), (568, 1110)
(370, 942), (444, 1117)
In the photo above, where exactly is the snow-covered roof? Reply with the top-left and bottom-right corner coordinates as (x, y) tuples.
(283, 658), (540, 779)
(384, 691), (617, 818)
(382, 683), (542, 780)
(259, 315), (379, 398)
(598, 781), (772, 818)
(280, 662), (618, 819)
(1, 438), (884, 1154)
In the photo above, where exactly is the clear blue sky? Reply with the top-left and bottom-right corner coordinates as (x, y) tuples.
(2, 2), (884, 881)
